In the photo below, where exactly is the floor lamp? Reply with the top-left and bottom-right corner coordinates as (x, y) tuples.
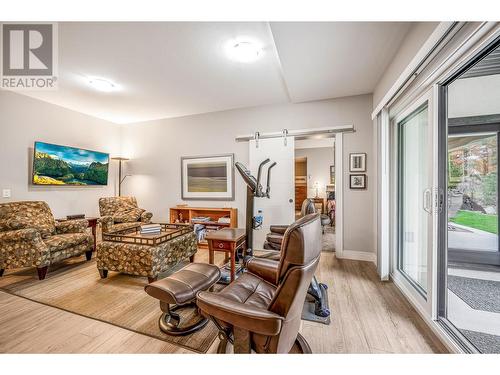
(111, 157), (130, 196)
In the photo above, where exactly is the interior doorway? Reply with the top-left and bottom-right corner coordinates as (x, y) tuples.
(294, 138), (336, 251)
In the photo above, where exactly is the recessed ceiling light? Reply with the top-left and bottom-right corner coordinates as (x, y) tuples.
(88, 78), (117, 92)
(225, 39), (263, 63)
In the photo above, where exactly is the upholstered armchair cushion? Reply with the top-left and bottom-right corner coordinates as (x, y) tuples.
(113, 207), (145, 223)
(0, 201), (56, 238)
(99, 196), (138, 216)
(197, 289), (283, 336)
(44, 233), (92, 252)
(55, 219), (88, 234)
(0, 227), (41, 242)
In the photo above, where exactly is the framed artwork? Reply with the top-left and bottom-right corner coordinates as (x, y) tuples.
(349, 153), (366, 172)
(350, 174), (367, 190)
(330, 165), (335, 184)
(181, 154), (235, 200)
(32, 141), (109, 186)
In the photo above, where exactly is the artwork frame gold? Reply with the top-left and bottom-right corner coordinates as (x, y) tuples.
(181, 154), (235, 200)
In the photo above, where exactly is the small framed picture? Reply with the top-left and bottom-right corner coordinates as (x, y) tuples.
(350, 153), (366, 172)
(350, 174), (367, 190)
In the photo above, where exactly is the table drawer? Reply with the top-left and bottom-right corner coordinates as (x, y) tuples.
(212, 240), (231, 250)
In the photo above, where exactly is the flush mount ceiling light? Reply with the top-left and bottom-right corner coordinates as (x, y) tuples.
(88, 78), (117, 92)
(225, 39), (263, 63)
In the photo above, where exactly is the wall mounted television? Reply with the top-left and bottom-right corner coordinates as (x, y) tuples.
(32, 141), (110, 186)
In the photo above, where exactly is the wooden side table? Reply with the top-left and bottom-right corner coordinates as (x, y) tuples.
(56, 217), (98, 252)
(206, 228), (246, 282)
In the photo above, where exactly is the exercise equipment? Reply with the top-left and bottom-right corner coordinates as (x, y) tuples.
(235, 160), (331, 319)
(235, 159), (276, 256)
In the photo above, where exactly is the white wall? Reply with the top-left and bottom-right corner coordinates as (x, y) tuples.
(373, 22), (439, 108)
(295, 147), (334, 199)
(122, 94), (376, 254)
(448, 75), (500, 118)
(0, 90), (121, 218)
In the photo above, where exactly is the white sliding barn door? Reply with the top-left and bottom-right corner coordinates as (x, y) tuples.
(249, 137), (295, 250)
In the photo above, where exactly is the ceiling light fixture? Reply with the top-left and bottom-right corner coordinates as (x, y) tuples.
(88, 78), (117, 92)
(225, 39), (263, 63)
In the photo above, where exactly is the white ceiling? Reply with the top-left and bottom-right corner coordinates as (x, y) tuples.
(271, 22), (411, 102)
(17, 22), (411, 124)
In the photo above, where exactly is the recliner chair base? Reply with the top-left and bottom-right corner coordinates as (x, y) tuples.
(159, 301), (209, 336)
(308, 278), (330, 318)
(215, 331), (312, 354)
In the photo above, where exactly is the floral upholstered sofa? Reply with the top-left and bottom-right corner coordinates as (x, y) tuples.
(98, 196), (153, 233)
(0, 201), (94, 280)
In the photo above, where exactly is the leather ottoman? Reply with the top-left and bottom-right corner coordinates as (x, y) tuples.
(145, 262), (220, 336)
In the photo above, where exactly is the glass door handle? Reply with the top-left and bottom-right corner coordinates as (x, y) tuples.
(423, 189), (432, 214)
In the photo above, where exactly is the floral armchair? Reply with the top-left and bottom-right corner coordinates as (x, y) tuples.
(0, 201), (94, 280)
(98, 196), (153, 233)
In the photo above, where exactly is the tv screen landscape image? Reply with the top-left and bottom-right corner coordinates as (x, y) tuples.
(32, 141), (109, 186)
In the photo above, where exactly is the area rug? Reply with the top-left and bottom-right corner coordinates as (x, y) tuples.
(0, 258), (218, 353)
(460, 329), (500, 354)
(448, 275), (500, 313)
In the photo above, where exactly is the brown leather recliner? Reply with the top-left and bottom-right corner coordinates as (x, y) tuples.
(196, 213), (322, 354)
(262, 198), (331, 318)
(264, 198), (316, 250)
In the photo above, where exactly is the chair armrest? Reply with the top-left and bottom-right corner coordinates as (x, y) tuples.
(99, 216), (114, 232)
(196, 292), (283, 336)
(140, 211), (153, 224)
(246, 257), (279, 285)
(56, 219), (88, 234)
(0, 228), (41, 242)
(269, 225), (289, 235)
(0, 229), (49, 268)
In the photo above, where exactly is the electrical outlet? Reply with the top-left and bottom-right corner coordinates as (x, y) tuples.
(2, 189), (11, 198)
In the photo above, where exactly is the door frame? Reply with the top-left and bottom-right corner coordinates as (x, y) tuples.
(390, 89), (436, 317)
(435, 35), (500, 353)
(335, 133), (344, 258)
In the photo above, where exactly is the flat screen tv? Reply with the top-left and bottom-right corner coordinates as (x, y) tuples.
(32, 141), (109, 186)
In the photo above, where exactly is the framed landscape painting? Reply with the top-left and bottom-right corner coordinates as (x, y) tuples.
(32, 141), (109, 186)
(181, 154), (234, 200)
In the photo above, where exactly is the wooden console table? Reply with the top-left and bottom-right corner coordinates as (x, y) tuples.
(169, 206), (237, 249)
(206, 228), (246, 282)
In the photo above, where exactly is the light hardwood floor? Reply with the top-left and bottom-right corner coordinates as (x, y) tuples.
(0, 250), (447, 353)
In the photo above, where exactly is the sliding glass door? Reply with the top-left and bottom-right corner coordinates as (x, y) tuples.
(437, 39), (500, 354)
(397, 103), (432, 296)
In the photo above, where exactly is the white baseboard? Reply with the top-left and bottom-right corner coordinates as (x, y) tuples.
(338, 250), (376, 264)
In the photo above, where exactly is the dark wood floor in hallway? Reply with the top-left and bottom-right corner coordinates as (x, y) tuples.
(0, 251), (448, 353)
